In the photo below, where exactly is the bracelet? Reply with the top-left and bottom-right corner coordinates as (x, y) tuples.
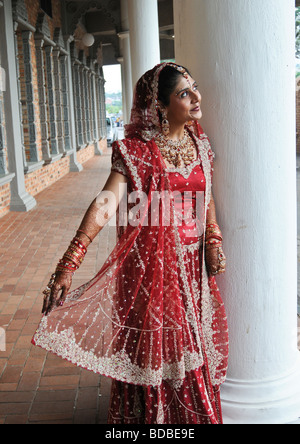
(206, 223), (223, 248)
(72, 237), (87, 253)
(63, 245), (86, 265)
(206, 223), (219, 229)
(206, 223), (223, 240)
(205, 239), (223, 250)
(55, 237), (88, 274)
(77, 230), (93, 244)
(206, 234), (223, 242)
(56, 259), (78, 273)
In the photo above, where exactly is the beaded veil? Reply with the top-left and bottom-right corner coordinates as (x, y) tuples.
(32, 64), (229, 419)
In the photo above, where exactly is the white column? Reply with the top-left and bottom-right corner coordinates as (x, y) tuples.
(119, 0), (133, 124)
(174, 0), (300, 424)
(64, 36), (82, 172)
(127, 0), (160, 88)
(0, 0), (36, 212)
(118, 34), (132, 124)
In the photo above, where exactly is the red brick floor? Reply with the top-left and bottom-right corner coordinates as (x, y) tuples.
(1, 150), (300, 425)
(0, 152), (114, 424)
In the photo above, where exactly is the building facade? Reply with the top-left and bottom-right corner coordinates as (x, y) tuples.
(0, 0), (109, 218)
(0, 0), (174, 219)
(0, 0), (299, 425)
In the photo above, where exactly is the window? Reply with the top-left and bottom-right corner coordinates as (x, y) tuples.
(40, 0), (52, 18)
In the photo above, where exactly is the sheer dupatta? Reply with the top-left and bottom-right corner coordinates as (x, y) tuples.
(32, 122), (228, 391)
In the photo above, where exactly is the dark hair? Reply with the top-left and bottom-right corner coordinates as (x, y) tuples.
(158, 65), (191, 107)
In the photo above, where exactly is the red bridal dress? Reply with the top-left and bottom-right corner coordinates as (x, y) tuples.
(32, 123), (229, 425)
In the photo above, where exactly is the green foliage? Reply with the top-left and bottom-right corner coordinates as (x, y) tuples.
(296, 7), (300, 59)
(106, 104), (122, 115)
(105, 92), (122, 116)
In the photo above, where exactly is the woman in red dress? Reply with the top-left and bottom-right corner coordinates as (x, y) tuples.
(33, 63), (229, 425)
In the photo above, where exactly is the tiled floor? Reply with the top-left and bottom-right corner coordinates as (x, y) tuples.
(0, 149), (299, 424)
(0, 151), (114, 424)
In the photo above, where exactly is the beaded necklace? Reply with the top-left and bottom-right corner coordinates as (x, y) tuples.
(155, 130), (196, 168)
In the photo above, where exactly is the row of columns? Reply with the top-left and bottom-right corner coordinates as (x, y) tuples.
(1, 0), (299, 424)
(0, 0), (36, 211)
(119, 0), (161, 123)
(70, 44), (106, 154)
(0, 1), (160, 230)
(0, 0), (109, 212)
(119, 0), (300, 424)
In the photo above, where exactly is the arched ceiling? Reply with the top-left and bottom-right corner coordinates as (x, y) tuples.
(63, 0), (174, 65)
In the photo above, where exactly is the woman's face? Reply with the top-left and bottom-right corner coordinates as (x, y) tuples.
(165, 74), (202, 127)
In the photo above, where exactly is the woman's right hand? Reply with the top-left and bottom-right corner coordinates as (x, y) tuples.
(205, 246), (226, 277)
(42, 271), (73, 316)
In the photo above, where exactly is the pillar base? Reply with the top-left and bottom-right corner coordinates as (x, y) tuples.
(94, 141), (103, 156)
(69, 159), (83, 173)
(221, 357), (300, 424)
(10, 191), (36, 212)
(68, 150), (83, 173)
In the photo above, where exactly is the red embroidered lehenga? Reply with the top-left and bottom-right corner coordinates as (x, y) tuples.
(32, 63), (229, 425)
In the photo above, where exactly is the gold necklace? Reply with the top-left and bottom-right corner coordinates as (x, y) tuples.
(155, 130), (196, 168)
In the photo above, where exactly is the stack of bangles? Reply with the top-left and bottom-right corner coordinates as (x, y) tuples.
(205, 223), (226, 275)
(56, 237), (88, 274)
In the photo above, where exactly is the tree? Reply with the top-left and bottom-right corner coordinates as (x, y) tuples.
(296, 7), (300, 59)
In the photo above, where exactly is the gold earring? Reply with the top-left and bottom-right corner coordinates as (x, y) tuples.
(161, 110), (170, 137)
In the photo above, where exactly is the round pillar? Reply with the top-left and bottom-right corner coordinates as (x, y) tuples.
(119, 0), (133, 124)
(127, 0), (161, 88)
(174, 0), (300, 424)
(118, 33), (132, 124)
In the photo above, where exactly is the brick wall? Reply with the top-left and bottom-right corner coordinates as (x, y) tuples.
(23, 0), (62, 163)
(0, 144), (99, 218)
(0, 61), (9, 218)
(0, 0), (107, 219)
(77, 144), (95, 166)
(0, 184), (10, 219)
(25, 155), (70, 197)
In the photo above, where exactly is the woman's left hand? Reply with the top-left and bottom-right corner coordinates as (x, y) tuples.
(206, 246), (226, 277)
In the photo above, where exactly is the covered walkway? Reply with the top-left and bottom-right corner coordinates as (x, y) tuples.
(0, 0), (299, 425)
(0, 152), (114, 424)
